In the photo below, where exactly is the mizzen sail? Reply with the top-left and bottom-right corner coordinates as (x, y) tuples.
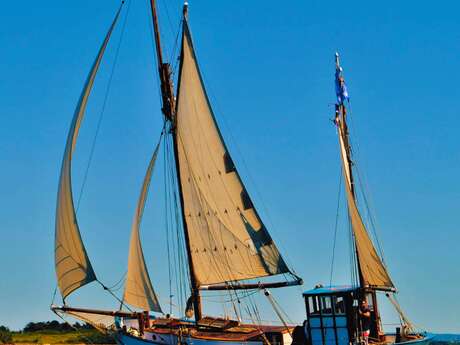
(335, 63), (394, 290)
(123, 140), (162, 312)
(54, 9), (121, 299)
(339, 134), (394, 290)
(174, 22), (291, 287)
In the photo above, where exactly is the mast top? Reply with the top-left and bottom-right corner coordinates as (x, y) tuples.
(183, 2), (189, 19)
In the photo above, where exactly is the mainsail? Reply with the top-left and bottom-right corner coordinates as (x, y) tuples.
(335, 62), (394, 290)
(174, 21), (291, 287)
(54, 8), (121, 299)
(123, 141), (162, 312)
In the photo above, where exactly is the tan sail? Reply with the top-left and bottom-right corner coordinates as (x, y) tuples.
(54, 9), (121, 299)
(123, 141), (162, 312)
(337, 120), (394, 290)
(174, 23), (290, 286)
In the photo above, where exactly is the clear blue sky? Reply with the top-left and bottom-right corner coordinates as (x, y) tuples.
(0, 0), (459, 333)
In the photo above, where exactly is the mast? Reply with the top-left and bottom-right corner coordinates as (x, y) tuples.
(148, 0), (202, 321)
(334, 53), (383, 336)
(334, 52), (364, 289)
(149, 0), (174, 121)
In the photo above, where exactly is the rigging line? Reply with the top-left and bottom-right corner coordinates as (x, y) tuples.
(169, 19), (182, 75)
(166, 136), (179, 304)
(145, 1), (164, 114)
(248, 291), (263, 327)
(163, 134), (174, 315)
(167, 130), (187, 315)
(348, 213), (357, 288)
(329, 169), (343, 286)
(347, 102), (387, 264)
(97, 280), (133, 312)
(165, 134), (179, 310)
(76, 0), (132, 212)
(201, 290), (259, 302)
(355, 164), (387, 264)
(170, 148), (189, 313)
(167, 133), (188, 311)
(105, 271), (127, 290)
(159, 0), (176, 42)
(50, 285), (58, 306)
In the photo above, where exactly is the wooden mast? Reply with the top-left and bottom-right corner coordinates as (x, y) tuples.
(334, 52), (364, 288)
(148, 0), (202, 322)
(334, 53), (382, 338)
(149, 0), (174, 121)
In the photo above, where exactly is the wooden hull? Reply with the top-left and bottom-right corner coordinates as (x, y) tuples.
(114, 329), (434, 345)
(113, 317), (291, 345)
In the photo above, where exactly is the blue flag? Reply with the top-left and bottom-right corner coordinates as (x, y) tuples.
(335, 68), (349, 104)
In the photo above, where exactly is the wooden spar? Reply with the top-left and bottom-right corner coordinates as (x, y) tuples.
(148, 0), (202, 322)
(172, 2), (202, 322)
(335, 53), (383, 338)
(148, 0), (174, 121)
(200, 277), (303, 291)
(51, 305), (136, 318)
(335, 52), (364, 289)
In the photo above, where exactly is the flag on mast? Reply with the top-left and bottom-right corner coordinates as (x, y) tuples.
(335, 66), (349, 104)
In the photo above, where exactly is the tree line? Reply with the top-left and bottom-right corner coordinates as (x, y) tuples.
(22, 320), (92, 332)
(0, 321), (94, 344)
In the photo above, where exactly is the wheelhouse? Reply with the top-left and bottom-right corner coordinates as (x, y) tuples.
(303, 286), (359, 345)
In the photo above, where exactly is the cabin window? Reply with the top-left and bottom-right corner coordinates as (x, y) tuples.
(309, 296), (320, 315)
(334, 296), (346, 315)
(365, 293), (374, 311)
(320, 296), (333, 315)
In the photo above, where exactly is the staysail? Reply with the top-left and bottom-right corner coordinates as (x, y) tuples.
(336, 90), (394, 291)
(54, 8), (121, 299)
(123, 140), (162, 312)
(174, 21), (291, 287)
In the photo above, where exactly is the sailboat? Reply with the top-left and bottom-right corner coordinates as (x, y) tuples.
(51, 2), (434, 345)
(301, 53), (433, 345)
(52, 1), (300, 345)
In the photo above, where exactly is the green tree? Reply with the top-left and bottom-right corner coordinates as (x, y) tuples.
(0, 326), (13, 344)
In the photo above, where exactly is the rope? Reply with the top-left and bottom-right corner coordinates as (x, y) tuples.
(355, 165), (387, 264)
(264, 289), (292, 337)
(386, 293), (420, 333)
(164, 129), (189, 314)
(163, 133), (174, 315)
(97, 280), (133, 312)
(104, 271), (127, 291)
(76, 0), (132, 212)
(144, 0), (164, 121)
(346, 102), (387, 264)
(348, 213), (359, 288)
(50, 285), (58, 306)
(329, 170), (342, 286)
(170, 20), (183, 75)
